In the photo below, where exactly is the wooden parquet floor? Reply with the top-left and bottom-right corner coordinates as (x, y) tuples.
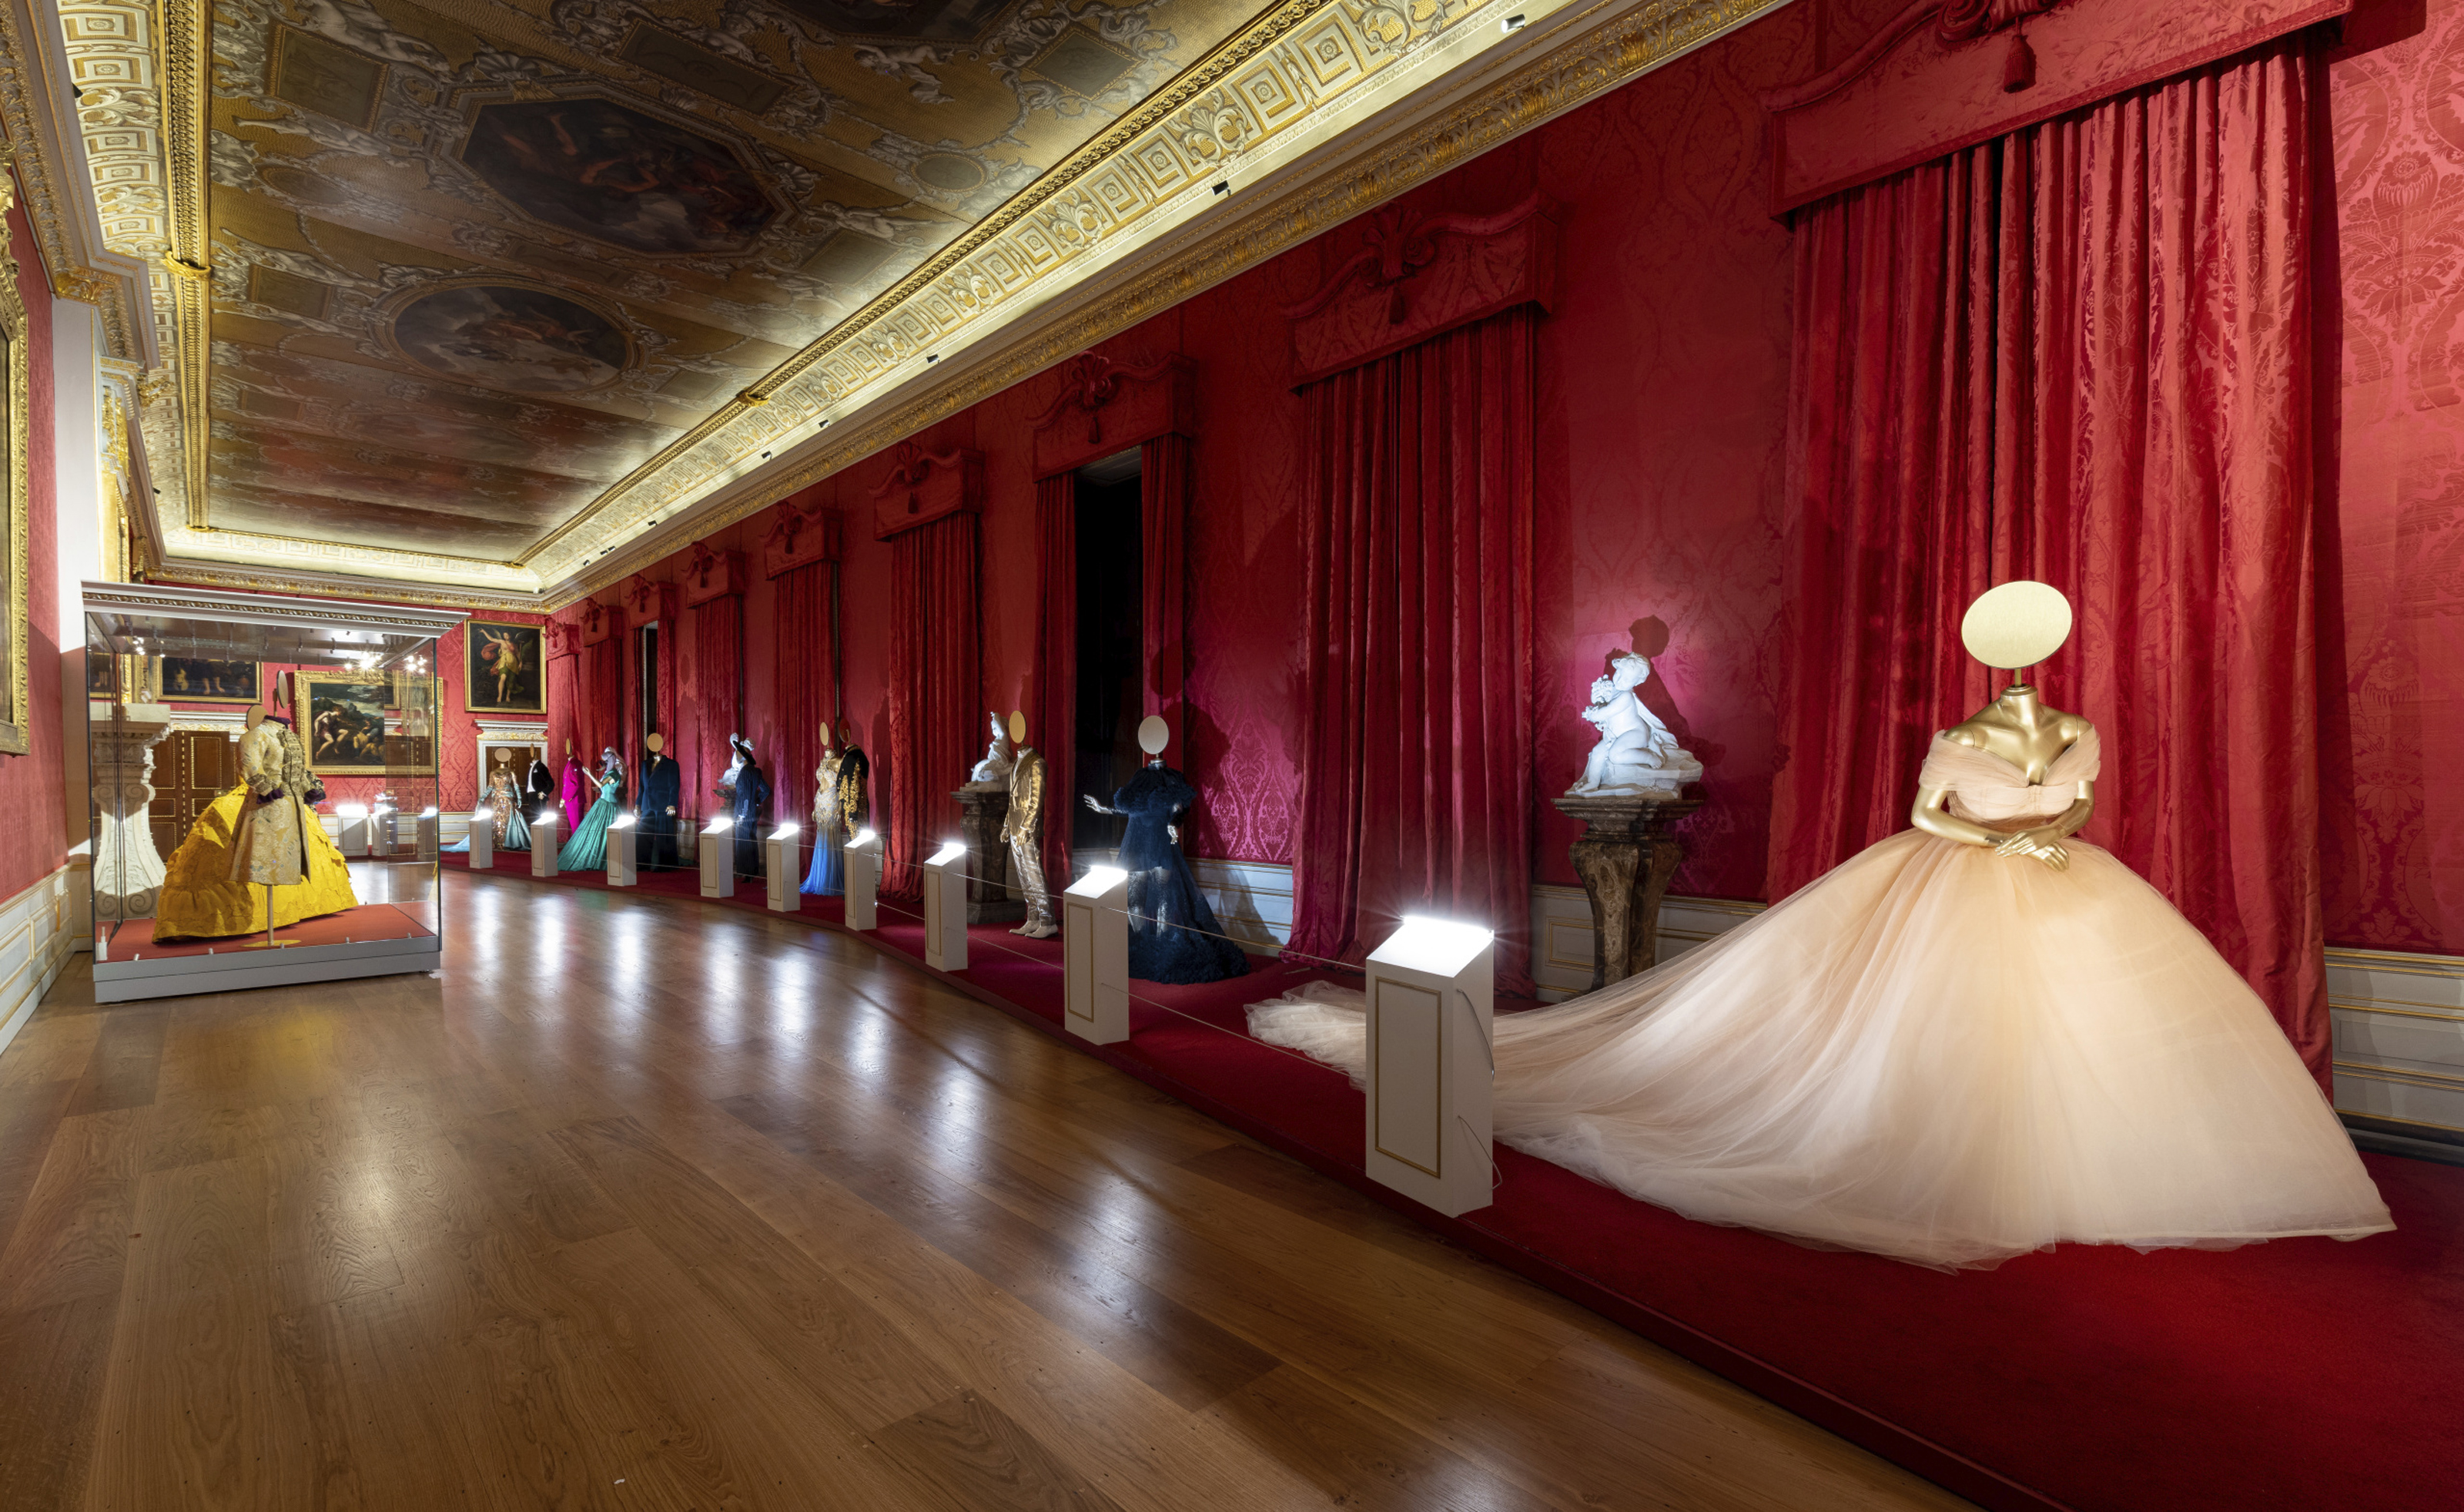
(0, 872), (1977, 1510)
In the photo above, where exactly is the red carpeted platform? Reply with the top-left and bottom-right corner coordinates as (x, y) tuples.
(103, 900), (437, 958)
(441, 854), (2462, 1512)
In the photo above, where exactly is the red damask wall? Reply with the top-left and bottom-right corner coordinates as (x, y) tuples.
(0, 196), (61, 903)
(2320, 0), (2464, 954)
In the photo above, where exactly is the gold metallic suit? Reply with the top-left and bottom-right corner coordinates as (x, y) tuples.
(1002, 747), (1056, 938)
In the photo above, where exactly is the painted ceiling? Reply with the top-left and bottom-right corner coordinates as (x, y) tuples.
(203, 0), (1276, 561)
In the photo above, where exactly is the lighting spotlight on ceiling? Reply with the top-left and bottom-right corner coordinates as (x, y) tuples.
(926, 354), (939, 364)
(1502, 12), (1525, 28)
(760, 451), (771, 459)
(1214, 179), (1230, 196)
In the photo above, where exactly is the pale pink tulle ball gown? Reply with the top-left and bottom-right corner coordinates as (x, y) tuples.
(1249, 723), (2394, 1269)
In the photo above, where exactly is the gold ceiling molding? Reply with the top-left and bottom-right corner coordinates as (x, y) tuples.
(161, 0), (207, 530)
(545, 0), (1791, 607)
(0, 0), (148, 357)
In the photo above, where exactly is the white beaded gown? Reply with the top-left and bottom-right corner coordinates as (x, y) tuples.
(1249, 726), (2394, 1269)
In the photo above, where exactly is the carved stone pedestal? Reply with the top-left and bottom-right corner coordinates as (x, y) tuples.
(92, 701), (174, 923)
(952, 786), (1026, 925)
(1551, 790), (1704, 993)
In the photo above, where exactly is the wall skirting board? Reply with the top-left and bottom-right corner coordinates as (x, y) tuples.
(0, 866), (75, 1063)
(2329, 947), (2464, 1155)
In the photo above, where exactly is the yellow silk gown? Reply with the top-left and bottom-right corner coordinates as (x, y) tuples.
(155, 785), (360, 940)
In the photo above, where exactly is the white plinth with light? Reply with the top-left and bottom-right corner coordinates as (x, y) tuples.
(922, 840), (969, 972)
(336, 805), (370, 857)
(766, 823), (801, 912)
(844, 828), (880, 929)
(607, 813), (638, 887)
(416, 808), (439, 860)
(466, 813), (492, 870)
(1364, 917), (1496, 1219)
(1063, 866), (1130, 1045)
(698, 818), (732, 898)
(530, 813), (559, 878)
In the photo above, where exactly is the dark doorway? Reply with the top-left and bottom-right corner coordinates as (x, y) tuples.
(1073, 453), (1141, 856)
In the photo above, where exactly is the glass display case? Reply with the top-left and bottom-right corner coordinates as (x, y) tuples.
(82, 582), (466, 1003)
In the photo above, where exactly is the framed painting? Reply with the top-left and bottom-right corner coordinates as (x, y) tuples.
(464, 619), (545, 714)
(156, 656), (262, 704)
(296, 672), (407, 775)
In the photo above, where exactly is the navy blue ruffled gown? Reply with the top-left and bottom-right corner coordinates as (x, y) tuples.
(1113, 764), (1248, 984)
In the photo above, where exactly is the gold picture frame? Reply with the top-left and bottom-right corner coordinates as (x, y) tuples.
(296, 671), (432, 776)
(463, 619), (545, 714)
(154, 656), (263, 704)
(0, 173), (27, 756)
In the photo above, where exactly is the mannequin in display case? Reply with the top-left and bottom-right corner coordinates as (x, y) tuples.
(156, 707), (358, 940)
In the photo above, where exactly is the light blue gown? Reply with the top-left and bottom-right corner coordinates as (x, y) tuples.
(557, 775), (623, 871)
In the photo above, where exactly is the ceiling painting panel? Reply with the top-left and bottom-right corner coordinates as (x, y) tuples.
(194, 0), (1267, 564)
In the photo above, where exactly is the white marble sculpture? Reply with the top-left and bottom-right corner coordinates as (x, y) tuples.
(965, 708), (1015, 789)
(1568, 651), (1702, 796)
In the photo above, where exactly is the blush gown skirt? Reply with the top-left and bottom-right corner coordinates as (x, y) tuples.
(1249, 830), (2394, 1269)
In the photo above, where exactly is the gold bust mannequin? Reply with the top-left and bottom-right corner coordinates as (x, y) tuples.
(1909, 581), (2095, 871)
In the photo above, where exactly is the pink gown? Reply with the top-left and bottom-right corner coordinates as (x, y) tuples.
(561, 756), (585, 832)
(1250, 726), (2393, 1269)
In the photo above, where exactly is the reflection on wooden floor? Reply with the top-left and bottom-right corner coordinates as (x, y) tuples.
(0, 872), (1977, 1510)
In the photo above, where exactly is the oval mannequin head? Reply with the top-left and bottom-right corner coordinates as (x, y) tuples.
(644, 732), (664, 754)
(1960, 581), (2073, 672)
(1137, 715), (1169, 757)
(1008, 710), (1026, 746)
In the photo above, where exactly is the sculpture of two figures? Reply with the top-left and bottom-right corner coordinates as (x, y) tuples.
(965, 709), (1015, 789)
(1568, 650), (1702, 796)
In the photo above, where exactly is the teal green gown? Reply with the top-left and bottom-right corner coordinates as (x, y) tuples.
(557, 775), (622, 871)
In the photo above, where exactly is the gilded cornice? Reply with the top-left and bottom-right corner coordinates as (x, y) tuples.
(0, 0), (149, 356)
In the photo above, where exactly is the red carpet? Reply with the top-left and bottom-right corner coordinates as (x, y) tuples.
(105, 900), (437, 958)
(442, 854), (2461, 1512)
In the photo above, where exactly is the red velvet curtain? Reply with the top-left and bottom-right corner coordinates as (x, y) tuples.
(545, 647), (579, 767)
(1766, 36), (2328, 1081)
(688, 595), (742, 824)
(578, 637), (622, 767)
(885, 513), (980, 899)
(773, 562), (835, 829)
(1033, 472), (1075, 890)
(1288, 307), (1538, 987)
(1140, 434), (1189, 749)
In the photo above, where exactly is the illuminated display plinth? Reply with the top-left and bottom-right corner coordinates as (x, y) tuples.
(1364, 917), (1496, 1219)
(767, 824), (802, 914)
(698, 817), (732, 899)
(922, 841), (969, 971)
(529, 813), (558, 879)
(466, 811), (493, 870)
(1063, 866), (1130, 1045)
(607, 813), (638, 887)
(844, 829), (881, 929)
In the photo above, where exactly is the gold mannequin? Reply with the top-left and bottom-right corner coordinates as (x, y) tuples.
(1908, 581), (2092, 871)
